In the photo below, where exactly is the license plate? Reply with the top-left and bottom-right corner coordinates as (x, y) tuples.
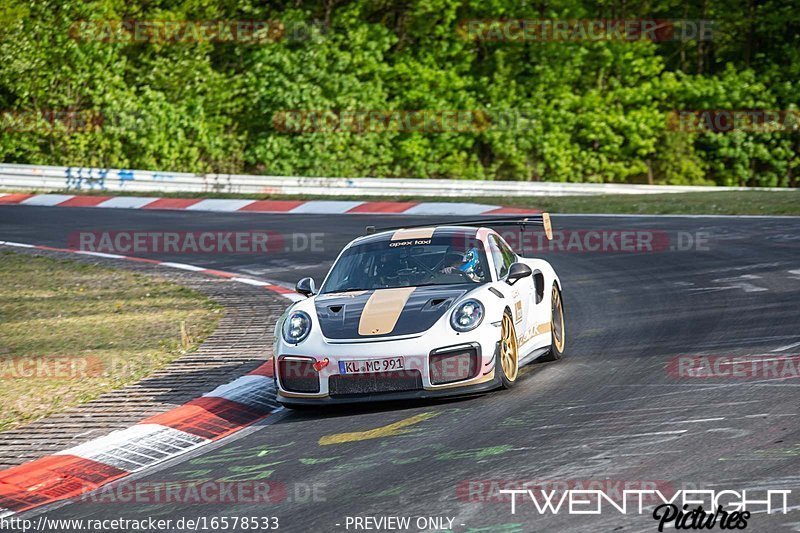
(339, 357), (405, 374)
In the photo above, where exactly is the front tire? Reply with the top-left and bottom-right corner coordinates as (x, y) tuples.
(541, 284), (565, 362)
(497, 312), (519, 388)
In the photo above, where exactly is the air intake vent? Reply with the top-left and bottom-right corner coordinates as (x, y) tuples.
(329, 370), (422, 397)
(430, 347), (479, 385)
(277, 358), (320, 393)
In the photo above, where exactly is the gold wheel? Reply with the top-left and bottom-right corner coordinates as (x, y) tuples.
(500, 313), (519, 382)
(551, 285), (565, 353)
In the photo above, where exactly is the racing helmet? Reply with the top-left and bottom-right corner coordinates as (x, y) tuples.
(458, 247), (481, 280)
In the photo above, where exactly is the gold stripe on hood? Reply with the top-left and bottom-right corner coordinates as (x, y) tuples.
(391, 228), (434, 241)
(358, 287), (416, 336)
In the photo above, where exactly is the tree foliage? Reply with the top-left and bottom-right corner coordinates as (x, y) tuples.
(0, 0), (797, 186)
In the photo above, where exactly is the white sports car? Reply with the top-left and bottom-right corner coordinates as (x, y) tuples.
(273, 215), (564, 407)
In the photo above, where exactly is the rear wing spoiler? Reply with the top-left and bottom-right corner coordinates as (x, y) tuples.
(367, 213), (554, 240)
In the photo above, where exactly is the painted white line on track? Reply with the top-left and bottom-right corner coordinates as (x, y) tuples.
(1, 240), (299, 301)
(593, 430), (689, 439)
(159, 262), (207, 271)
(671, 417), (726, 423)
(715, 357), (796, 366)
(232, 277), (270, 287)
(75, 250), (126, 259)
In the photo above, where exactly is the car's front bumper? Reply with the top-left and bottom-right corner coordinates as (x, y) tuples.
(277, 369), (501, 406)
(275, 336), (501, 406)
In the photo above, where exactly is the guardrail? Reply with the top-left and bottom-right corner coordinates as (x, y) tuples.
(0, 163), (793, 197)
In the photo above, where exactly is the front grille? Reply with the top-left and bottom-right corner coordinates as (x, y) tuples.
(329, 370), (423, 397)
(429, 347), (479, 385)
(278, 358), (320, 393)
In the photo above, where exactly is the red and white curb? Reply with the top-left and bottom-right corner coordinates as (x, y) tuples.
(0, 242), (295, 518)
(0, 193), (539, 216)
(0, 365), (279, 518)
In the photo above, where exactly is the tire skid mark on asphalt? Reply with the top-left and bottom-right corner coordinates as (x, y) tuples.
(772, 341), (800, 353)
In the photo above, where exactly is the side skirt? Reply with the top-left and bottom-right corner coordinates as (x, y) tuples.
(519, 345), (551, 367)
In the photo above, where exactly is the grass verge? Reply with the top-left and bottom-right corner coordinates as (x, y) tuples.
(0, 252), (222, 432)
(2, 188), (798, 215)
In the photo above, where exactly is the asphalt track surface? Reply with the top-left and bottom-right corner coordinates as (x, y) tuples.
(2, 206), (800, 532)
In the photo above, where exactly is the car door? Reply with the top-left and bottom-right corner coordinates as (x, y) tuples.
(489, 234), (535, 346)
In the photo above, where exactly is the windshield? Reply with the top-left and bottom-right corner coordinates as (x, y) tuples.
(321, 235), (489, 293)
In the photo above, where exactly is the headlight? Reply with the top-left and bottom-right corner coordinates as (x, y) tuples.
(282, 311), (312, 344)
(450, 299), (484, 332)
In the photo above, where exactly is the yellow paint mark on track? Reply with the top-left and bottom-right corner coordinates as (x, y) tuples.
(318, 412), (440, 446)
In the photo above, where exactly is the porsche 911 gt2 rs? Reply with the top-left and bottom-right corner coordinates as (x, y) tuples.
(273, 215), (564, 407)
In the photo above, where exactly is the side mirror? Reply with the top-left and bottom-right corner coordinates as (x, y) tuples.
(295, 277), (316, 297)
(506, 262), (533, 286)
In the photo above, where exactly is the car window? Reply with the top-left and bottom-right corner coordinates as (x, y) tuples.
(489, 235), (516, 279)
(320, 236), (490, 293)
(498, 237), (516, 272)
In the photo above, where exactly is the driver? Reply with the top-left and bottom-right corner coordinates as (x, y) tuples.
(440, 252), (464, 274)
(440, 248), (481, 281)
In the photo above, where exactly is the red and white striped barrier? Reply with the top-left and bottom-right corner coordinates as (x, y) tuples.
(0, 242), (291, 517)
(0, 193), (538, 216)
